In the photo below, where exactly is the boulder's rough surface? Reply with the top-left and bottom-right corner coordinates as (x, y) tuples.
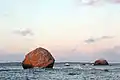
(94, 59), (109, 65)
(22, 47), (55, 69)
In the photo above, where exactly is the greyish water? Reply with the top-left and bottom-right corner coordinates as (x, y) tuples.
(0, 62), (120, 80)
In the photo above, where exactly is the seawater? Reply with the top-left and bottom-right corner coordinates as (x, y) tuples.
(0, 62), (120, 80)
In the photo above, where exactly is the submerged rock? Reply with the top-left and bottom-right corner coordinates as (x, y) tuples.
(64, 63), (70, 66)
(104, 69), (109, 72)
(94, 59), (109, 65)
(68, 73), (78, 75)
(22, 47), (55, 69)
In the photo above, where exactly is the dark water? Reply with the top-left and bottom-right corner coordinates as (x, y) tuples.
(0, 62), (120, 80)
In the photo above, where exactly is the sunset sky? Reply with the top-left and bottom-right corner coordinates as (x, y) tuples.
(0, 0), (120, 62)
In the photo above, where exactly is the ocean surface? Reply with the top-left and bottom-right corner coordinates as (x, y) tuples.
(0, 62), (120, 80)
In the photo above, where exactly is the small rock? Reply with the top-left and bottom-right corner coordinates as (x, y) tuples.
(94, 59), (109, 65)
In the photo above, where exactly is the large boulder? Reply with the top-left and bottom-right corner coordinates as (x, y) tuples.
(22, 47), (55, 69)
(94, 59), (109, 65)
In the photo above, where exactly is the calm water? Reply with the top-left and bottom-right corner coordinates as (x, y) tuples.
(0, 62), (120, 80)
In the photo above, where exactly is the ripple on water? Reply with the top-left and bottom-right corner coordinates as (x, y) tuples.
(0, 63), (120, 80)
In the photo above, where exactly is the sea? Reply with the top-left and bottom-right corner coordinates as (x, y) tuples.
(0, 62), (120, 80)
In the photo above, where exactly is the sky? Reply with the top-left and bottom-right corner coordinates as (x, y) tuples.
(0, 0), (120, 62)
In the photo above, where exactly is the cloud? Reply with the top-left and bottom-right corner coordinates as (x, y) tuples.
(85, 36), (114, 43)
(13, 28), (34, 36)
(78, 0), (120, 5)
(85, 38), (96, 43)
(100, 36), (113, 39)
(80, 0), (100, 5)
